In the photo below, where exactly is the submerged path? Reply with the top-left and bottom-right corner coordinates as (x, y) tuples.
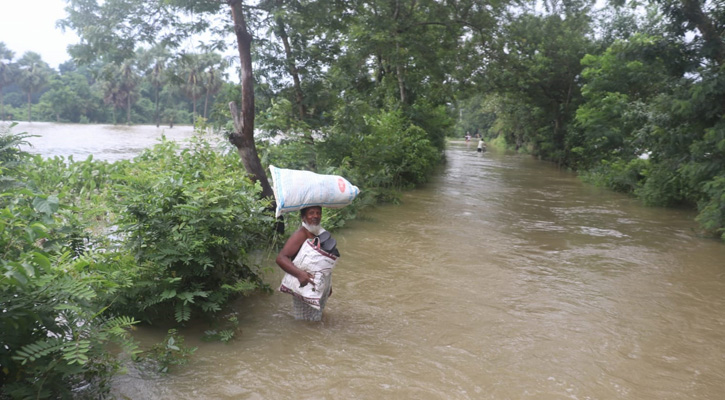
(115, 143), (725, 399)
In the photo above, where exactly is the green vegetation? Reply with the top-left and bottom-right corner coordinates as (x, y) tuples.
(454, 1), (725, 240)
(0, 107), (440, 396)
(108, 136), (275, 324)
(2, 0), (725, 396)
(0, 2), (720, 240)
(1, 126), (139, 398)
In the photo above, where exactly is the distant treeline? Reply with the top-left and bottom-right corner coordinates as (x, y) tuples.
(0, 46), (230, 126)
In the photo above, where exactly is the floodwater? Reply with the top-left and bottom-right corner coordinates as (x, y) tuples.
(6, 121), (196, 162)
(114, 142), (725, 399)
(7, 123), (724, 399)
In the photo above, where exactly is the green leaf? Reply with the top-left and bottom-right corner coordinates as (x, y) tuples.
(31, 252), (51, 270)
(32, 195), (60, 215)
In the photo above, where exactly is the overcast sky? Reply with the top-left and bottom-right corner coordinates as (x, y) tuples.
(0, 1), (80, 69)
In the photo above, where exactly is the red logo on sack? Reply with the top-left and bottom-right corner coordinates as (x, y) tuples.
(337, 178), (346, 193)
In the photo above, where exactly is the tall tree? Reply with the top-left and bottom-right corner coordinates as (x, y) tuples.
(99, 66), (123, 124)
(17, 52), (51, 123)
(202, 61), (224, 119)
(227, 0), (273, 198)
(254, 0), (349, 169)
(483, 2), (596, 164)
(0, 42), (14, 120)
(138, 46), (170, 127)
(653, 0), (725, 66)
(118, 60), (140, 124)
(62, 0), (273, 196)
(176, 53), (204, 120)
(40, 73), (82, 122)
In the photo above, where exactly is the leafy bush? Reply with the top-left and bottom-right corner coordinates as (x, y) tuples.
(145, 329), (197, 373)
(580, 158), (648, 194)
(317, 109), (439, 191)
(351, 109), (439, 189)
(1, 135), (139, 398)
(0, 123), (34, 192)
(635, 162), (693, 207)
(696, 175), (725, 240)
(108, 136), (276, 323)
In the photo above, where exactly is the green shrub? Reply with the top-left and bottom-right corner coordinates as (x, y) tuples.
(334, 109), (439, 190)
(1, 175), (139, 399)
(109, 136), (276, 323)
(580, 158), (648, 194)
(696, 175), (725, 240)
(635, 162), (693, 207)
(145, 329), (197, 373)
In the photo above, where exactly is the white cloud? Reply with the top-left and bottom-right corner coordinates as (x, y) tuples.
(0, 0), (79, 69)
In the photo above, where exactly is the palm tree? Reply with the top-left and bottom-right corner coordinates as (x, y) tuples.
(138, 46), (169, 127)
(118, 60), (139, 124)
(178, 54), (204, 120)
(0, 42), (15, 120)
(98, 64), (121, 124)
(150, 58), (166, 127)
(17, 52), (51, 122)
(202, 57), (224, 119)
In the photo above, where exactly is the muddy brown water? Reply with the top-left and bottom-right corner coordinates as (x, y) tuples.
(109, 142), (725, 400)
(9, 121), (196, 162)
(10, 122), (724, 399)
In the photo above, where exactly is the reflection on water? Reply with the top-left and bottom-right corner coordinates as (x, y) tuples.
(7, 124), (722, 399)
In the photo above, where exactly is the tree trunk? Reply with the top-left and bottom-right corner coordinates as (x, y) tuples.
(395, 42), (406, 104)
(27, 92), (32, 122)
(192, 94), (197, 121)
(275, 11), (315, 169)
(204, 86), (210, 119)
(680, 0), (725, 66)
(276, 16), (307, 121)
(154, 85), (160, 127)
(227, 0), (274, 199)
(126, 94), (132, 124)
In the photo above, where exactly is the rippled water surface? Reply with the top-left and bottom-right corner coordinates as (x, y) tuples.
(9, 123), (723, 399)
(111, 142), (725, 400)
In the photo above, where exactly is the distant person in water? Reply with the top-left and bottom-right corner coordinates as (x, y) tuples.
(477, 138), (486, 152)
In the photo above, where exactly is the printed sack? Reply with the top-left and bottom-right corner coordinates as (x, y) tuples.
(279, 237), (338, 310)
(269, 165), (360, 218)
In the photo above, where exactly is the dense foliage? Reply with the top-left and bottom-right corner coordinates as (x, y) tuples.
(455, 1), (725, 240)
(0, 127), (279, 397)
(3, 0), (714, 238)
(108, 137), (276, 323)
(1, 127), (139, 398)
(1, 109), (439, 395)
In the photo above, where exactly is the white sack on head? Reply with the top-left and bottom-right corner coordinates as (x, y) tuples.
(269, 165), (360, 218)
